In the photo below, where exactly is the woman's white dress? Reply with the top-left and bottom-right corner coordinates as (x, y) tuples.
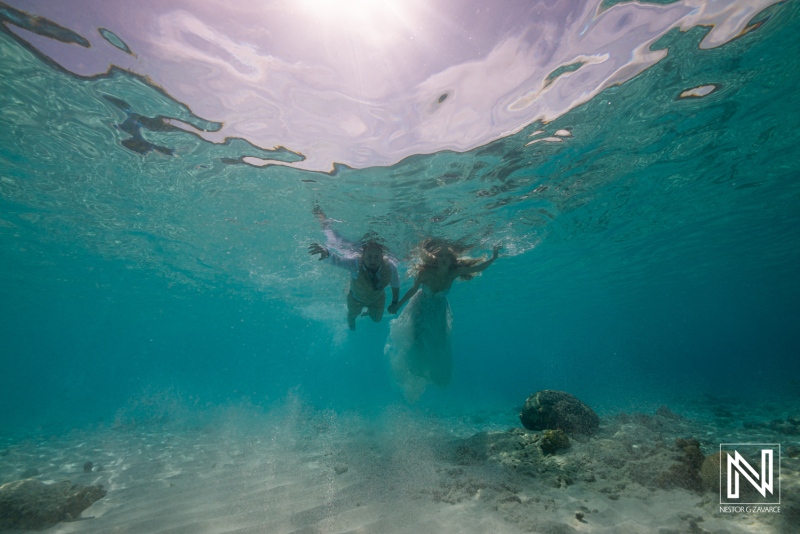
(385, 285), (452, 401)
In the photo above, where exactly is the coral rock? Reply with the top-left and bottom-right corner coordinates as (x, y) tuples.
(540, 429), (571, 455)
(0, 479), (106, 530)
(519, 390), (599, 435)
(655, 439), (704, 492)
(700, 451), (725, 493)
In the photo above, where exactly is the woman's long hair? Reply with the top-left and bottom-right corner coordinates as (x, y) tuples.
(414, 239), (481, 281)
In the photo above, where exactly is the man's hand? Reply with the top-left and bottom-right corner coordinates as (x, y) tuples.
(308, 243), (330, 260)
(492, 244), (503, 259)
(388, 302), (400, 314)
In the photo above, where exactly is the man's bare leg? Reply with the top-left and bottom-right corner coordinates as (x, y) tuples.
(346, 292), (363, 330)
(367, 293), (386, 322)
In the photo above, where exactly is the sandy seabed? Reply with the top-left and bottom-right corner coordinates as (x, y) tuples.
(1, 397), (798, 534)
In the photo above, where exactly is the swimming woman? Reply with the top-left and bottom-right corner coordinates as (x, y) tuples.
(385, 240), (500, 400)
(388, 241), (500, 314)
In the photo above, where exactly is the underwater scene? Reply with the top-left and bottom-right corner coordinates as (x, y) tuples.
(1, 0), (799, 532)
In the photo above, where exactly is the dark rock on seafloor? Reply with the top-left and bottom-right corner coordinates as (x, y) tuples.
(655, 438), (705, 492)
(539, 429), (570, 455)
(519, 390), (600, 436)
(0, 478), (106, 530)
(700, 451), (729, 493)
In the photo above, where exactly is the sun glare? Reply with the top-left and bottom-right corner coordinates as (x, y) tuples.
(296, 0), (416, 46)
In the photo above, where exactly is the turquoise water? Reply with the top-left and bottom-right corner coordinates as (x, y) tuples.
(1, 0), (799, 436)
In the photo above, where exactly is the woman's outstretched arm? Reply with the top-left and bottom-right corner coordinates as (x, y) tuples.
(388, 276), (423, 314)
(458, 245), (502, 276)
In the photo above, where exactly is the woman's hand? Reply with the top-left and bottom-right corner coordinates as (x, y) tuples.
(492, 244), (503, 259)
(308, 243), (329, 260)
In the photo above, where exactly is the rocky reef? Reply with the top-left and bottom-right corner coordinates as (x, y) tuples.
(519, 390), (599, 435)
(539, 429), (571, 455)
(460, 397), (740, 497)
(0, 478), (106, 530)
